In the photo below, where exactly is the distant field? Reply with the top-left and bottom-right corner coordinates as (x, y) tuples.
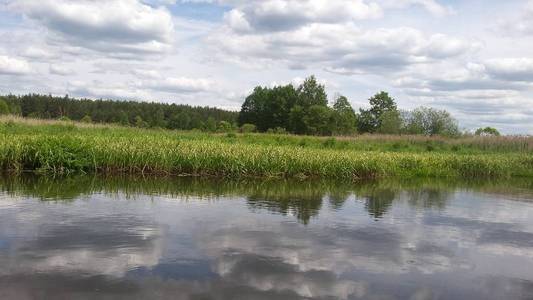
(1, 116), (532, 179)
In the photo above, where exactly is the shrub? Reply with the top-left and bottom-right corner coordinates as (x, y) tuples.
(240, 123), (257, 133)
(80, 115), (92, 123)
(217, 121), (233, 133)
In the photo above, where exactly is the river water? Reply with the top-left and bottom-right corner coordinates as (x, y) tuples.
(1, 176), (533, 299)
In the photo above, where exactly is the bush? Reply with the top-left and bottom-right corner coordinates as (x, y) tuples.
(475, 127), (500, 137)
(217, 121), (233, 133)
(267, 127), (287, 134)
(80, 115), (92, 123)
(240, 123), (257, 133)
(273, 127), (287, 134)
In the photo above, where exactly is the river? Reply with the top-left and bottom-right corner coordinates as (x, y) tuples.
(1, 176), (533, 299)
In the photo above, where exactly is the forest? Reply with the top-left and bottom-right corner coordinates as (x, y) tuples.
(0, 76), (499, 137)
(0, 94), (238, 131)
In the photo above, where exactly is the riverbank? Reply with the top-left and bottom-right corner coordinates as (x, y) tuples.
(1, 116), (532, 179)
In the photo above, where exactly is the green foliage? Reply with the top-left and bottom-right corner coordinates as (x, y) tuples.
(0, 117), (532, 179)
(405, 107), (459, 137)
(331, 95), (357, 135)
(288, 105), (307, 134)
(357, 109), (374, 134)
(475, 127), (500, 136)
(0, 94), (237, 131)
(304, 105), (332, 135)
(117, 111), (130, 126)
(58, 116), (71, 121)
(378, 110), (402, 134)
(80, 115), (92, 123)
(296, 75), (328, 108)
(205, 117), (217, 132)
(134, 115), (148, 128)
(169, 112), (190, 130)
(323, 137), (337, 148)
(266, 127), (287, 134)
(0, 100), (10, 115)
(239, 76), (334, 135)
(238, 85), (298, 132)
(217, 120), (233, 133)
(240, 123), (257, 133)
(359, 91), (397, 133)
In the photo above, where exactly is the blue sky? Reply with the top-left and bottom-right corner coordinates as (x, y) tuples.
(0, 0), (532, 133)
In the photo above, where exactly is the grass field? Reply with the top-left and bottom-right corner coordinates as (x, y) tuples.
(1, 116), (532, 179)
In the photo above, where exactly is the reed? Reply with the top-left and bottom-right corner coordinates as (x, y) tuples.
(1, 116), (532, 179)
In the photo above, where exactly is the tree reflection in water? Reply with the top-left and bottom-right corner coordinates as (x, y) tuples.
(1, 175), (533, 224)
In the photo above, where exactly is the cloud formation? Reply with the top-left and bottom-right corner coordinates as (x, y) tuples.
(224, 0), (382, 32)
(210, 23), (474, 74)
(0, 0), (532, 133)
(0, 55), (31, 75)
(10, 0), (175, 56)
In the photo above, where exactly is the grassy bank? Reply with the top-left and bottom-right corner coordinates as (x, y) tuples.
(1, 116), (532, 179)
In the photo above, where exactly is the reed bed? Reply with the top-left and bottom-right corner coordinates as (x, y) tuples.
(1, 117), (532, 179)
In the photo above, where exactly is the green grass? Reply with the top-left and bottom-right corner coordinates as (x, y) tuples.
(1, 116), (533, 179)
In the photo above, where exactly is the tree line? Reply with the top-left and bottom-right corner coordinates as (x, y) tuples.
(0, 76), (500, 136)
(0, 94), (238, 131)
(238, 75), (466, 136)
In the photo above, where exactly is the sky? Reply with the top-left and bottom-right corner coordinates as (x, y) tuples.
(0, 0), (532, 134)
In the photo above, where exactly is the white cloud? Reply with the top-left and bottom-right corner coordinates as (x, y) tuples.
(131, 68), (162, 79)
(485, 58), (533, 82)
(210, 22), (474, 73)
(21, 47), (56, 60)
(379, 0), (453, 17)
(0, 55), (31, 75)
(67, 80), (151, 100)
(49, 64), (74, 76)
(498, 0), (533, 36)
(143, 76), (215, 93)
(224, 0), (382, 32)
(10, 0), (175, 56)
(391, 59), (533, 133)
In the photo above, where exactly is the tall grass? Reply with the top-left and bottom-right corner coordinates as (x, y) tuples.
(1, 116), (532, 179)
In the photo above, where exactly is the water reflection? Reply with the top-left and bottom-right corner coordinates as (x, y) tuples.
(1, 175), (533, 299)
(4, 175), (532, 222)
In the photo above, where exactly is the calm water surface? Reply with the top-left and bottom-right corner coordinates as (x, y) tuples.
(1, 176), (533, 299)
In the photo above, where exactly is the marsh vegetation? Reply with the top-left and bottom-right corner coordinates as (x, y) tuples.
(1, 116), (532, 179)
